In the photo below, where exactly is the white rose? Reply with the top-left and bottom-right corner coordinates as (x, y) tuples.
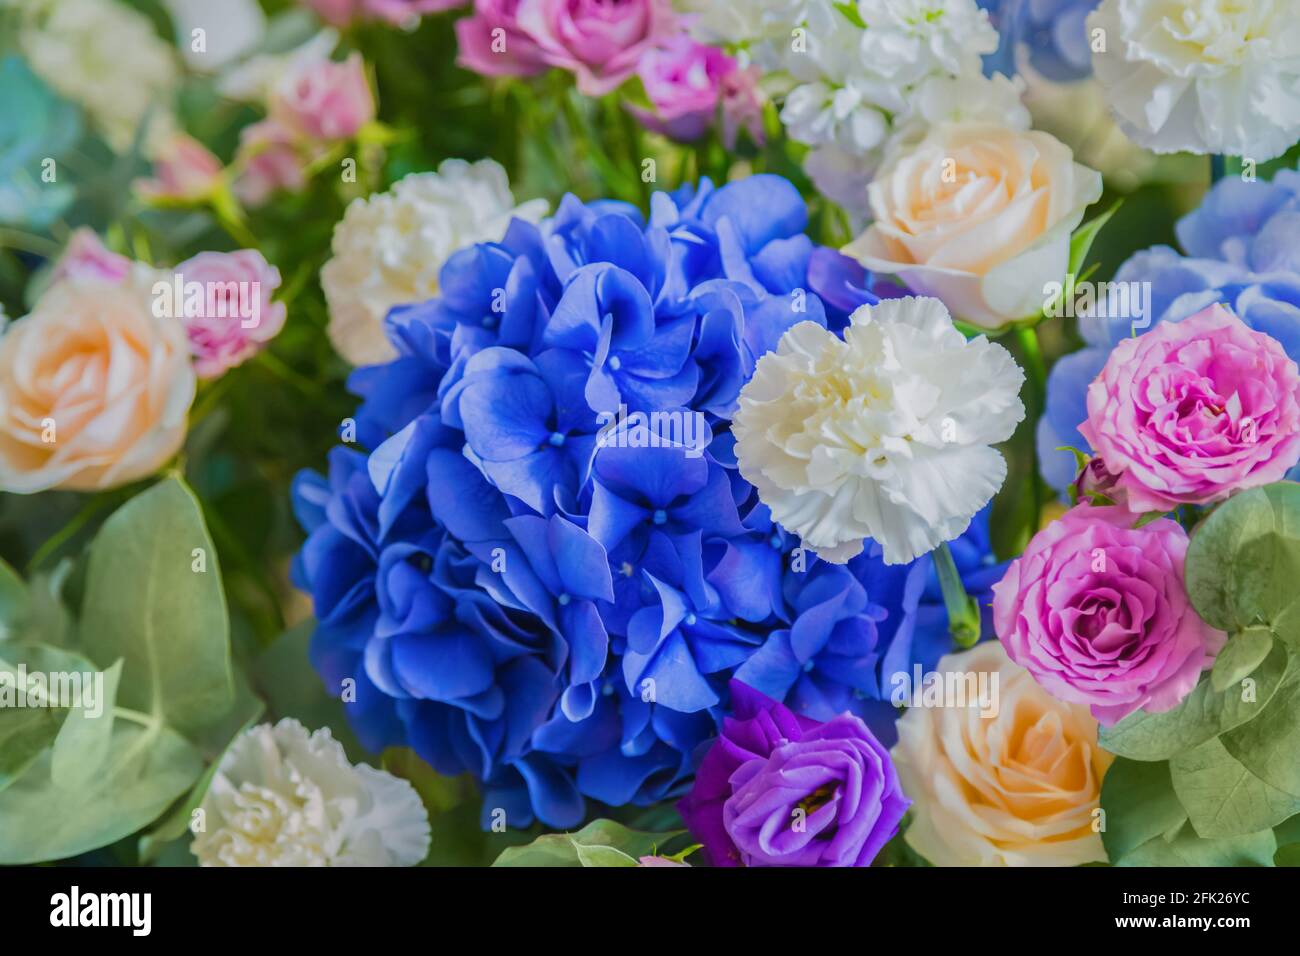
(1089, 0), (1300, 161)
(731, 296), (1024, 566)
(844, 121), (1103, 330)
(892, 641), (1112, 867)
(19, 0), (179, 154)
(192, 719), (430, 867)
(321, 159), (548, 365)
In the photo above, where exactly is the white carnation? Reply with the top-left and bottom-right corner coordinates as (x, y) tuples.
(19, 0), (179, 154)
(321, 159), (548, 365)
(192, 719), (430, 867)
(1089, 0), (1300, 161)
(732, 296), (1024, 566)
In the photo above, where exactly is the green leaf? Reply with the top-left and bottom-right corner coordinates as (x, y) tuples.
(1068, 200), (1122, 280)
(1220, 663), (1300, 797)
(1276, 844), (1300, 866)
(1170, 736), (1300, 838)
(0, 643), (91, 791)
(0, 557), (26, 636)
(1185, 482), (1300, 649)
(1099, 758), (1186, 862)
(492, 819), (683, 867)
(1211, 626), (1275, 692)
(50, 658), (122, 790)
(1117, 821), (1276, 867)
(1099, 643), (1290, 760)
(79, 477), (234, 735)
(0, 720), (202, 864)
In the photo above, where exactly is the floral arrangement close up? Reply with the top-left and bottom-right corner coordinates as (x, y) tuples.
(0, 0), (1299, 874)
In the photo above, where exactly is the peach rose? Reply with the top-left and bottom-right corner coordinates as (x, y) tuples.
(891, 641), (1112, 867)
(0, 268), (196, 493)
(844, 121), (1102, 330)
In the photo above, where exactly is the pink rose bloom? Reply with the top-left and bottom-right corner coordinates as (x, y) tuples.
(50, 229), (132, 285)
(135, 133), (224, 203)
(455, 0), (549, 77)
(515, 0), (676, 96)
(992, 504), (1225, 725)
(269, 52), (375, 141)
(719, 63), (765, 149)
(628, 35), (733, 142)
(303, 0), (463, 26)
(1079, 304), (1300, 512)
(174, 250), (287, 378)
(233, 119), (308, 208)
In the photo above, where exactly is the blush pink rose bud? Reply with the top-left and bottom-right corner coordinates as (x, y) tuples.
(515, 0), (676, 96)
(269, 52), (375, 141)
(135, 133), (224, 202)
(233, 119), (309, 208)
(50, 229), (132, 286)
(169, 250), (288, 379)
(992, 503), (1226, 726)
(629, 36), (736, 142)
(1073, 456), (1127, 508)
(1079, 304), (1300, 513)
(455, 0), (549, 76)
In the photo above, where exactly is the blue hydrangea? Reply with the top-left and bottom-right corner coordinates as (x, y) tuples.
(978, 0), (1101, 84)
(1040, 171), (1300, 493)
(293, 176), (1003, 828)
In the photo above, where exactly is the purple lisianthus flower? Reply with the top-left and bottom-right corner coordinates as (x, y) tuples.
(1040, 171), (1300, 494)
(678, 681), (908, 867)
(979, 0), (1100, 83)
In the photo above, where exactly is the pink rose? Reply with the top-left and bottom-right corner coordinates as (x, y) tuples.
(172, 250), (287, 379)
(50, 230), (132, 286)
(992, 504), (1225, 725)
(515, 0), (675, 96)
(1079, 304), (1300, 512)
(269, 52), (375, 141)
(719, 63), (765, 149)
(455, 0), (549, 77)
(233, 119), (308, 208)
(628, 35), (733, 142)
(135, 133), (224, 203)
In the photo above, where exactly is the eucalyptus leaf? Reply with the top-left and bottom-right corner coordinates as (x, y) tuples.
(492, 819), (683, 867)
(1211, 627), (1275, 692)
(1116, 820), (1276, 867)
(1099, 758), (1186, 863)
(1276, 844), (1300, 866)
(0, 643), (96, 791)
(1220, 664), (1300, 797)
(1170, 736), (1300, 838)
(1098, 644), (1289, 761)
(50, 658), (122, 790)
(79, 477), (234, 735)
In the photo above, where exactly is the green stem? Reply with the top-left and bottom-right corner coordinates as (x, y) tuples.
(934, 541), (981, 648)
(1015, 324), (1048, 533)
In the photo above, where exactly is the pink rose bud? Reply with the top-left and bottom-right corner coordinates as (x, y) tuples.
(233, 119), (308, 208)
(270, 51), (375, 141)
(992, 503), (1226, 726)
(515, 0), (677, 96)
(1079, 304), (1300, 512)
(455, 0), (549, 77)
(50, 229), (132, 286)
(171, 250), (288, 378)
(1072, 456), (1127, 508)
(628, 35), (732, 142)
(135, 133), (224, 202)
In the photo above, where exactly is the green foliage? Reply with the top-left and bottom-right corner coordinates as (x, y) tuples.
(492, 819), (687, 867)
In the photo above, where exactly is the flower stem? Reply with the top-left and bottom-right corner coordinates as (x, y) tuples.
(934, 541), (981, 649)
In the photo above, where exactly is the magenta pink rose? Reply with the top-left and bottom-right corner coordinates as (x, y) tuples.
(174, 250), (287, 379)
(455, 0), (549, 77)
(135, 133), (224, 203)
(992, 503), (1225, 725)
(515, 0), (675, 95)
(628, 35), (734, 142)
(269, 52), (375, 141)
(51, 230), (132, 285)
(1079, 304), (1300, 513)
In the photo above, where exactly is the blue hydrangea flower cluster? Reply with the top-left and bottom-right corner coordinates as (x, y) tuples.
(978, 0), (1100, 84)
(1040, 170), (1300, 493)
(292, 175), (1003, 829)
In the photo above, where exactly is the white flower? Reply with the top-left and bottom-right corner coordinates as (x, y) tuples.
(217, 29), (339, 103)
(892, 642), (1112, 867)
(854, 0), (997, 89)
(1089, 0), (1300, 161)
(731, 296), (1024, 565)
(18, 0), (179, 154)
(192, 719), (430, 867)
(320, 159), (548, 365)
(163, 0), (266, 73)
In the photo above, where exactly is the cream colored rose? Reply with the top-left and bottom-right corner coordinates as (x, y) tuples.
(0, 268), (195, 493)
(844, 121), (1102, 330)
(892, 641), (1112, 866)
